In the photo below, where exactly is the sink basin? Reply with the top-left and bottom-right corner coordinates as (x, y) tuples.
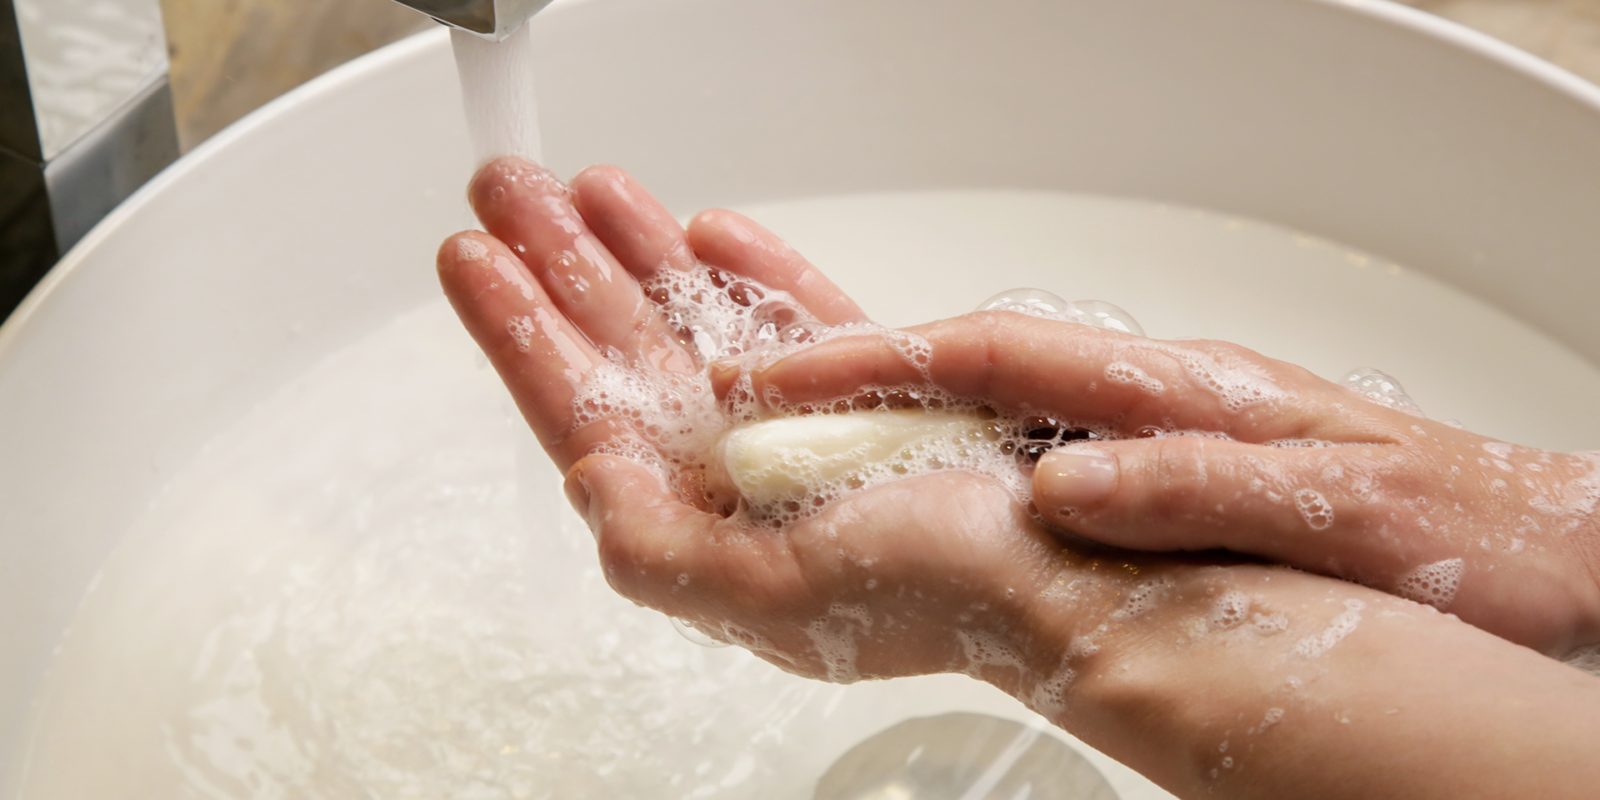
(5, 0), (1600, 797)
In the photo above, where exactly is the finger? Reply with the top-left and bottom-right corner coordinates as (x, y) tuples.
(468, 157), (692, 372)
(753, 312), (1344, 442)
(567, 454), (802, 619)
(437, 231), (627, 470)
(570, 164), (697, 279)
(1032, 437), (1426, 585)
(687, 208), (867, 325)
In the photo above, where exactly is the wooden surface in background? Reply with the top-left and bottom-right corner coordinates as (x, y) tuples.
(1404, 0), (1600, 81)
(159, 0), (1600, 153)
(159, 0), (432, 151)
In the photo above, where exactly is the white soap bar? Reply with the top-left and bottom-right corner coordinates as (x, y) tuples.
(717, 410), (991, 507)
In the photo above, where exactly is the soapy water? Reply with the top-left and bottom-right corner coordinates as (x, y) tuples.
(23, 189), (1600, 796)
(13, 299), (1162, 800)
(14, 306), (855, 800)
(570, 268), (1371, 533)
(1340, 367), (1424, 417)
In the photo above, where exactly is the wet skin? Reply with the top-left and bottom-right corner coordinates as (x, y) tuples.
(438, 157), (1600, 800)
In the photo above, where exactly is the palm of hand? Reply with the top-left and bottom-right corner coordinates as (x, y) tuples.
(438, 157), (1088, 683)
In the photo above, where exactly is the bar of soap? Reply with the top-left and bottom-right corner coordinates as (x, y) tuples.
(716, 410), (992, 507)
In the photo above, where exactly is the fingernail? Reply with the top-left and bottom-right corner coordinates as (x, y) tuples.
(1035, 449), (1118, 511)
(563, 470), (596, 539)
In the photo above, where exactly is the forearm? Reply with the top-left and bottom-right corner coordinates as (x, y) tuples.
(1004, 562), (1600, 800)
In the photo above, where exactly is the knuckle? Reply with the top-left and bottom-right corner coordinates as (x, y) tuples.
(1139, 437), (1214, 526)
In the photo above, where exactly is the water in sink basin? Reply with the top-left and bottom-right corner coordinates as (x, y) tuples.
(15, 190), (1600, 800)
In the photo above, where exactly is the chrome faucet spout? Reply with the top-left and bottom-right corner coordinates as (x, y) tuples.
(0, 0), (178, 320)
(390, 0), (558, 41)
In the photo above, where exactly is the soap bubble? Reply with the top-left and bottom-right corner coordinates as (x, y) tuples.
(1072, 299), (1145, 337)
(1340, 367), (1424, 417)
(671, 617), (731, 648)
(976, 289), (1145, 336)
(976, 288), (1074, 319)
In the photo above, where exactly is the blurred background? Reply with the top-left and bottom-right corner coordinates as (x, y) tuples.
(149, 0), (1600, 153)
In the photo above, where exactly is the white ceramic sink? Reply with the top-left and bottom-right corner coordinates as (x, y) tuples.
(5, 0), (1600, 797)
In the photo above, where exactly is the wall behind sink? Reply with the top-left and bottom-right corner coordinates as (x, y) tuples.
(156, 0), (1600, 154)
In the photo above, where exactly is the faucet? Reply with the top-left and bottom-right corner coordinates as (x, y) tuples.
(0, 0), (179, 321)
(390, 0), (558, 41)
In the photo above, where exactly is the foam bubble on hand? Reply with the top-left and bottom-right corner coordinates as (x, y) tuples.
(1136, 341), (1285, 412)
(1104, 361), (1165, 395)
(1112, 577), (1174, 620)
(1072, 299), (1146, 337)
(1341, 367), (1424, 417)
(1210, 590), (1252, 630)
(977, 290), (1147, 337)
(1292, 599), (1364, 658)
(506, 315), (535, 353)
(1395, 558), (1464, 609)
(1249, 611), (1289, 636)
(1293, 488), (1335, 531)
(977, 288), (1076, 320)
(805, 603), (874, 683)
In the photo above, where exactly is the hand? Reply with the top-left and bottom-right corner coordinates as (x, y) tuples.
(438, 159), (1600, 799)
(436, 157), (1109, 683)
(751, 312), (1600, 656)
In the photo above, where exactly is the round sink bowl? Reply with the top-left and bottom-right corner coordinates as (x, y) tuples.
(4, 0), (1600, 797)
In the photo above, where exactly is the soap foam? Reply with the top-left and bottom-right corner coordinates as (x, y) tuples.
(1292, 599), (1365, 658)
(1210, 590), (1252, 630)
(1112, 577), (1174, 620)
(1395, 558), (1464, 609)
(1104, 361), (1166, 396)
(1293, 488), (1335, 531)
(572, 265), (1159, 524)
(569, 262), (1286, 528)
(1340, 367), (1424, 417)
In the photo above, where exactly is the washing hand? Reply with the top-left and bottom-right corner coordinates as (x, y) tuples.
(437, 157), (1600, 800)
(436, 156), (1084, 682)
(753, 313), (1600, 656)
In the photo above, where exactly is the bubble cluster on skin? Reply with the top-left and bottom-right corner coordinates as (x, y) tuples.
(506, 315), (535, 353)
(563, 266), (1392, 690)
(1210, 590), (1253, 630)
(1245, 707), (1287, 737)
(1395, 558), (1464, 609)
(1134, 340), (1286, 413)
(1104, 361), (1166, 395)
(1293, 599), (1365, 658)
(1341, 367), (1424, 417)
(976, 288), (1146, 336)
(1026, 660), (1079, 717)
(1294, 488), (1335, 531)
(1250, 611), (1290, 636)
(804, 603), (873, 683)
(571, 268), (1297, 532)
(1112, 577), (1174, 620)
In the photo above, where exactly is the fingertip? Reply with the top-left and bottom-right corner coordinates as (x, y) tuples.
(708, 359), (742, 403)
(686, 208), (757, 245)
(467, 155), (566, 220)
(1034, 447), (1120, 520)
(437, 230), (493, 275)
(570, 164), (692, 277)
(569, 163), (629, 195)
(562, 461), (596, 529)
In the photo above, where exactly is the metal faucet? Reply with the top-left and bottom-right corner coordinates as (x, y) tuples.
(0, 0), (178, 321)
(390, 0), (558, 41)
